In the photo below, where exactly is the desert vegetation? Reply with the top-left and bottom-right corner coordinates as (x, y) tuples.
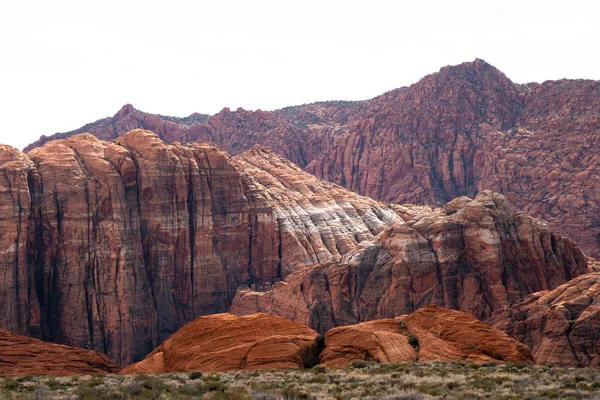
(2, 361), (600, 399)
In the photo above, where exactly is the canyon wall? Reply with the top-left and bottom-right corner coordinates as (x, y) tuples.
(0, 130), (398, 364)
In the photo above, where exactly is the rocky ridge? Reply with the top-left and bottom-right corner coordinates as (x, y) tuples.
(232, 191), (587, 331)
(23, 60), (600, 259)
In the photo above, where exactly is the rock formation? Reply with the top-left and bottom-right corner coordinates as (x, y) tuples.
(121, 313), (319, 374)
(24, 60), (600, 259)
(0, 130), (398, 364)
(321, 305), (533, 368)
(0, 328), (121, 376)
(2, 123), (594, 367)
(232, 191), (587, 332)
(0, 145), (37, 336)
(488, 272), (600, 367)
(306, 62), (600, 260)
(122, 308), (532, 374)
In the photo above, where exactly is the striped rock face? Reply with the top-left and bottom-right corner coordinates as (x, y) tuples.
(0, 328), (121, 377)
(0, 130), (399, 365)
(320, 305), (534, 368)
(121, 313), (320, 374)
(232, 191), (587, 331)
(488, 272), (600, 367)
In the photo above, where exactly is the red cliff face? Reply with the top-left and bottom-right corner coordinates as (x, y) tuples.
(0, 130), (399, 365)
(23, 60), (600, 260)
(488, 272), (600, 367)
(0, 146), (39, 336)
(232, 191), (587, 332)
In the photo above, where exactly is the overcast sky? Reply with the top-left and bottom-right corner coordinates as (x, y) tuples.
(1, 0), (598, 150)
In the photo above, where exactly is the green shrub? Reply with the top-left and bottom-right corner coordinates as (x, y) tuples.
(75, 385), (125, 400)
(3, 379), (20, 391)
(408, 335), (419, 348)
(312, 364), (329, 374)
(210, 386), (252, 400)
(446, 381), (459, 390)
(121, 381), (143, 396)
(351, 360), (369, 369)
(189, 371), (203, 380)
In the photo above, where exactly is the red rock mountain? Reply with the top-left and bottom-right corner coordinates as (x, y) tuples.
(232, 191), (586, 331)
(1, 128), (592, 367)
(321, 305), (533, 368)
(23, 60), (600, 260)
(0, 131), (399, 365)
(488, 272), (600, 367)
(0, 328), (121, 377)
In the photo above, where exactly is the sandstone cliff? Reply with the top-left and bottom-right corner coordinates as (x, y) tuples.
(0, 130), (398, 364)
(232, 191), (587, 332)
(0, 328), (121, 377)
(488, 272), (600, 367)
(24, 60), (600, 259)
(2, 127), (592, 367)
(321, 305), (533, 368)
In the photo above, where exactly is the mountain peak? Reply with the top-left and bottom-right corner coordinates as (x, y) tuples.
(116, 104), (137, 118)
(437, 58), (503, 78)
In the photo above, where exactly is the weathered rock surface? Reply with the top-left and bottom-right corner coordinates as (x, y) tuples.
(0, 131), (398, 364)
(232, 191), (587, 331)
(24, 60), (600, 259)
(121, 313), (319, 374)
(0, 328), (121, 377)
(321, 305), (533, 368)
(488, 272), (600, 367)
(0, 146), (38, 336)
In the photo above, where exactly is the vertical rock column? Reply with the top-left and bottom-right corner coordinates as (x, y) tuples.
(0, 145), (37, 335)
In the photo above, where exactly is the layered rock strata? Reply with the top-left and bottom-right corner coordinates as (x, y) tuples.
(321, 305), (533, 368)
(488, 272), (600, 367)
(0, 329), (121, 377)
(232, 192), (587, 331)
(121, 313), (319, 374)
(25, 60), (600, 259)
(0, 130), (398, 364)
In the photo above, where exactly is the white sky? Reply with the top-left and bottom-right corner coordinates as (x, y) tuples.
(1, 0), (598, 150)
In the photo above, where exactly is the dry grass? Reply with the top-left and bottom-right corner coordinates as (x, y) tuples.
(1, 362), (600, 399)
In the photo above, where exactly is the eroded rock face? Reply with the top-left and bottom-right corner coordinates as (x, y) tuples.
(121, 313), (319, 374)
(0, 146), (38, 335)
(488, 272), (600, 367)
(0, 329), (121, 377)
(24, 60), (600, 259)
(0, 131), (398, 364)
(306, 65), (600, 260)
(321, 305), (533, 368)
(232, 191), (587, 331)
